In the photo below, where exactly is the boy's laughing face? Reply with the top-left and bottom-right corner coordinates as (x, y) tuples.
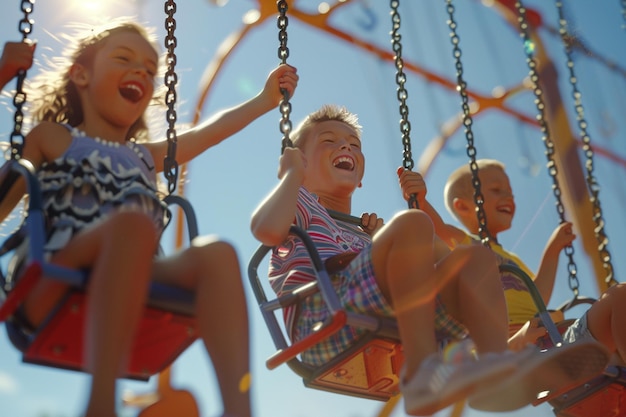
(474, 166), (516, 234)
(301, 120), (365, 197)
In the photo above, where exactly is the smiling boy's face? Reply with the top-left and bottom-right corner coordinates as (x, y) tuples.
(458, 165), (516, 235)
(300, 120), (365, 197)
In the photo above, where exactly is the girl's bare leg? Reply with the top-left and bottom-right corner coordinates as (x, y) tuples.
(25, 211), (159, 417)
(154, 236), (252, 417)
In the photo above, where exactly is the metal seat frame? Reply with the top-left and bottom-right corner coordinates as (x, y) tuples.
(502, 263), (626, 416)
(247, 225), (403, 401)
(0, 159), (198, 381)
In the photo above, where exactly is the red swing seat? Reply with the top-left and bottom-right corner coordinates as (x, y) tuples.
(0, 159), (198, 381)
(532, 296), (626, 417)
(247, 225), (404, 401)
(543, 364), (626, 417)
(500, 263), (626, 416)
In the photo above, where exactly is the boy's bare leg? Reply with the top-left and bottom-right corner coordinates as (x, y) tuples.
(587, 283), (626, 361)
(154, 238), (252, 417)
(436, 245), (509, 354)
(370, 210), (441, 379)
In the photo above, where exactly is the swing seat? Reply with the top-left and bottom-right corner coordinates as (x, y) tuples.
(527, 294), (626, 416)
(6, 288), (196, 381)
(302, 335), (404, 400)
(248, 225), (403, 401)
(503, 263), (624, 416)
(0, 159), (198, 381)
(539, 365), (626, 417)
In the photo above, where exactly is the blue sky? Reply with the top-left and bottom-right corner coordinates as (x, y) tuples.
(0, 1), (625, 416)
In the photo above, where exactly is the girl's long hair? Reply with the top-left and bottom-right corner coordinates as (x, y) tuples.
(28, 21), (165, 142)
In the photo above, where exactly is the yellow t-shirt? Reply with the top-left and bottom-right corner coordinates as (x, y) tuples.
(455, 234), (538, 326)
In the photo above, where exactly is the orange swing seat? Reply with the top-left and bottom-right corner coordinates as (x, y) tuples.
(248, 225), (404, 401)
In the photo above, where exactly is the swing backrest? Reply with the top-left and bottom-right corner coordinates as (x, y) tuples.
(247, 225), (403, 401)
(0, 159), (198, 381)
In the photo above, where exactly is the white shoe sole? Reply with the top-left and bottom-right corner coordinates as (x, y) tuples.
(468, 340), (610, 412)
(404, 355), (518, 416)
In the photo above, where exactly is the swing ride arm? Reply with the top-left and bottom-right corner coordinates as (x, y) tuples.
(194, 0), (538, 129)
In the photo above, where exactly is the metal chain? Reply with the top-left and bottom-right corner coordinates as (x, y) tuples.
(389, 0), (417, 209)
(163, 0), (179, 195)
(277, 0), (293, 153)
(444, 0), (491, 244)
(555, 1), (616, 288)
(10, 0), (35, 161)
(515, 1), (580, 297)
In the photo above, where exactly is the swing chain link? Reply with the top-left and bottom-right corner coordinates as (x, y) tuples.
(10, 0), (35, 161)
(515, 1), (580, 297)
(555, 1), (616, 288)
(444, 0), (492, 244)
(277, 0), (293, 153)
(163, 0), (179, 194)
(389, 0), (417, 209)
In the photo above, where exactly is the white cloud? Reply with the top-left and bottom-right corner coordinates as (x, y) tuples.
(0, 371), (18, 394)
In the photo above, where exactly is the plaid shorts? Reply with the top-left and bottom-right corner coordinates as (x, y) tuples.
(294, 247), (468, 366)
(562, 312), (597, 344)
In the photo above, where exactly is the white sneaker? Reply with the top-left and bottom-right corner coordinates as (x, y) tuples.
(401, 349), (517, 416)
(469, 340), (610, 412)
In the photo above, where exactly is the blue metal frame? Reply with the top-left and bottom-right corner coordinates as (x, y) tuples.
(0, 159), (199, 375)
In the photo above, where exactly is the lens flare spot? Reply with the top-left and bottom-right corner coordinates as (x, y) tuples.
(239, 372), (252, 393)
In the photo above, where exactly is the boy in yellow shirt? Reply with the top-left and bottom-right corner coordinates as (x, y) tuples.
(399, 159), (622, 409)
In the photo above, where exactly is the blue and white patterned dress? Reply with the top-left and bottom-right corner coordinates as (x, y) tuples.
(38, 126), (168, 252)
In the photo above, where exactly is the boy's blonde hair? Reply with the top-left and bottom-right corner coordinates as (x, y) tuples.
(291, 104), (362, 149)
(27, 21), (164, 143)
(444, 159), (506, 221)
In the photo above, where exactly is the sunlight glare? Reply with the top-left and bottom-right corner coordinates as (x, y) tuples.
(70, 0), (137, 19)
(0, 372), (18, 394)
(318, 3), (330, 14)
(65, 0), (138, 26)
(78, 0), (106, 14)
(243, 9), (261, 25)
